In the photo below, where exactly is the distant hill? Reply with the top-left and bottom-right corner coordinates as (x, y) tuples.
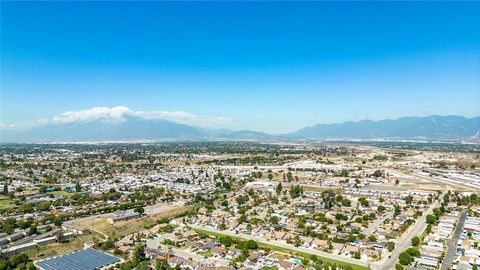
(1, 115), (478, 143)
(0, 116), (206, 142)
(287, 115), (480, 140)
(0, 116), (274, 143)
(204, 129), (275, 140)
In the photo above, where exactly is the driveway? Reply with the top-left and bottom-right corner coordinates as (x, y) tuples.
(440, 209), (467, 270)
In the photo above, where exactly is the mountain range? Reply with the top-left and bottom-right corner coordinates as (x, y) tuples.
(1, 115), (479, 143)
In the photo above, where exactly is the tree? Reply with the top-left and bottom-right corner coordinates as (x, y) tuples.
(219, 236), (232, 247)
(75, 182), (81, 192)
(156, 260), (169, 270)
(321, 190), (335, 209)
(134, 207), (145, 215)
(341, 198), (351, 207)
(395, 179), (400, 185)
(372, 170), (383, 178)
(3, 253), (36, 270)
(275, 182), (282, 196)
(239, 214), (247, 223)
(53, 216), (62, 227)
(338, 169), (349, 177)
(358, 197), (369, 207)
(404, 195), (413, 205)
(426, 214), (437, 224)
(57, 231), (66, 243)
(368, 235), (377, 242)
(268, 174), (273, 181)
(270, 216), (279, 224)
(286, 172), (293, 182)
(28, 225), (38, 236)
(19, 204), (33, 213)
(236, 195), (248, 205)
(411, 236), (421, 246)
(395, 264), (404, 270)
(136, 261), (150, 270)
(289, 185), (303, 199)
(132, 244), (146, 264)
(394, 204), (401, 217)
(398, 252), (413, 266)
(245, 239), (258, 249)
(352, 252), (361, 259)
(406, 247), (420, 257)
(387, 242), (395, 252)
(470, 194), (478, 204)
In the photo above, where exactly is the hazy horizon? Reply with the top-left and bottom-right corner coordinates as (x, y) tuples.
(1, 105), (479, 136)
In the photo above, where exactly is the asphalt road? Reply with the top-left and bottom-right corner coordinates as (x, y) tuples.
(188, 224), (371, 269)
(363, 211), (393, 236)
(440, 209), (467, 270)
(371, 194), (442, 270)
(411, 170), (477, 192)
(149, 236), (231, 268)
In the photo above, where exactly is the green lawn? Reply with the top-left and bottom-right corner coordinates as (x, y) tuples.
(0, 199), (15, 209)
(198, 250), (213, 257)
(24, 233), (102, 260)
(193, 228), (369, 270)
(50, 191), (74, 197)
(300, 185), (345, 194)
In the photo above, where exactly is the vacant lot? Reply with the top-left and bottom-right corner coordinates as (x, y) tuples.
(50, 191), (74, 197)
(25, 233), (102, 260)
(74, 205), (188, 239)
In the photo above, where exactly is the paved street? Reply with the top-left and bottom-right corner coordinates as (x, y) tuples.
(188, 224), (371, 269)
(441, 209), (467, 270)
(148, 238), (231, 267)
(371, 194), (442, 270)
(146, 232), (172, 249)
(146, 228), (231, 267)
(411, 170), (477, 192)
(363, 211), (393, 236)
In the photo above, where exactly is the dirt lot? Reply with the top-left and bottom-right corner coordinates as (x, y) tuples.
(74, 205), (188, 239)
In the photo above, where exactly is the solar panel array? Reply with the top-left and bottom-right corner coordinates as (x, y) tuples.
(36, 248), (120, 270)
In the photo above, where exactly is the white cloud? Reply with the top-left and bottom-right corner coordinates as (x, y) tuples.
(41, 106), (232, 127)
(51, 106), (131, 124)
(134, 110), (232, 126)
(0, 123), (16, 129)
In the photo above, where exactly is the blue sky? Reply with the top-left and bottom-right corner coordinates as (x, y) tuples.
(1, 1), (479, 133)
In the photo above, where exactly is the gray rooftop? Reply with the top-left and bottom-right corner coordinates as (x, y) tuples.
(35, 248), (120, 270)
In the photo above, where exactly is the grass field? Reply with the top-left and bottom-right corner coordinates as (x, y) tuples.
(25, 206), (188, 261)
(0, 198), (15, 209)
(25, 233), (103, 260)
(193, 228), (369, 270)
(300, 185), (345, 194)
(198, 250), (213, 257)
(74, 205), (188, 239)
(49, 191), (74, 197)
